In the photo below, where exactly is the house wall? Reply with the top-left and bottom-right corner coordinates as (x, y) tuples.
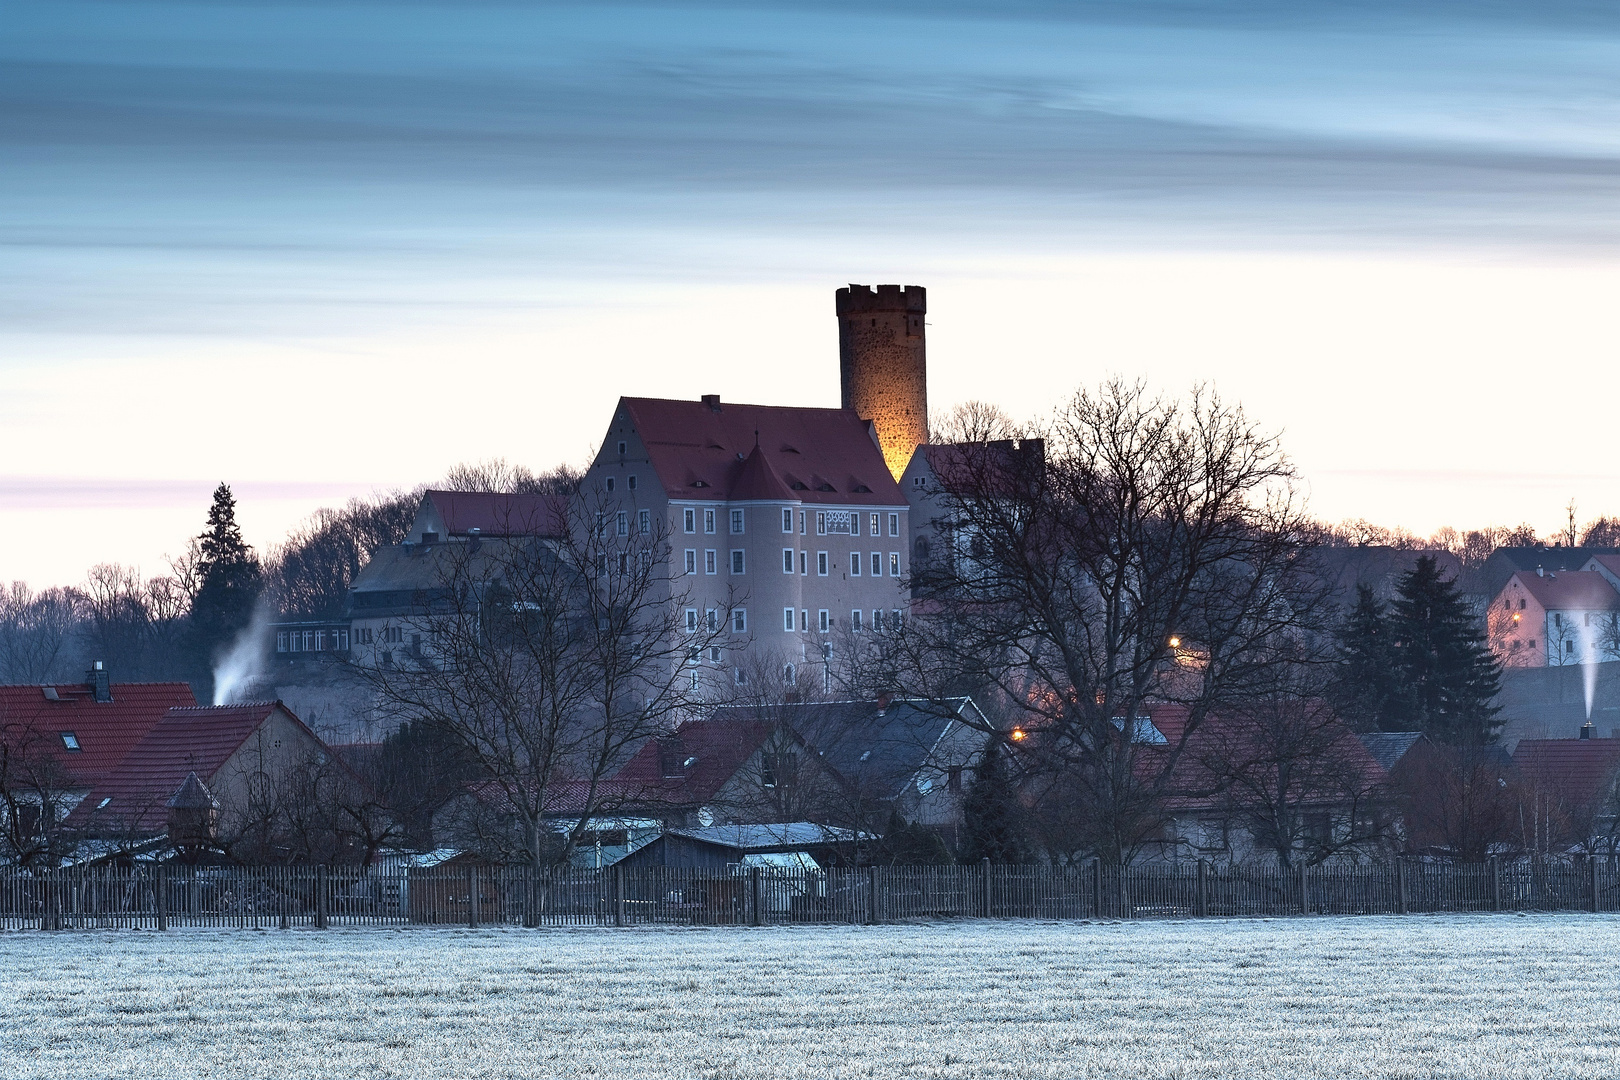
(209, 708), (334, 830)
(1493, 576), (1550, 668)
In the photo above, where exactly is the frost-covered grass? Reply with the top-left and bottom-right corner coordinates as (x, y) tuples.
(4, 915), (1620, 1078)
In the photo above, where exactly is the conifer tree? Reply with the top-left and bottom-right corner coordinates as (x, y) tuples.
(1329, 585), (1406, 732)
(958, 740), (1033, 864)
(1387, 556), (1501, 744)
(189, 483), (262, 666)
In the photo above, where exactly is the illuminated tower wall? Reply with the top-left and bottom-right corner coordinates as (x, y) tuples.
(836, 283), (927, 480)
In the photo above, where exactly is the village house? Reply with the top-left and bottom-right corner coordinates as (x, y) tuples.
(1489, 569), (1620, 667)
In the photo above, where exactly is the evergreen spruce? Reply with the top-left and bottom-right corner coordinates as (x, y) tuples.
(189, 483), (262, 667)
(1386, 556), (1501, 744)
(876, 810), (954, 866)
(958, 740), (1033, 864)
(1329, 585), (1406, 732)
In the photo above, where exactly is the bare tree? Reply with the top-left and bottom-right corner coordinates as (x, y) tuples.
(355, 492), (733, 867)
(0, 583), (80, 683)
(441, 458), (583, 496)
(859, 380), (1329, 865)
(266, 491), (421, 618)
(1397, 742), (1520, 861)
(0, 715), (83, 868)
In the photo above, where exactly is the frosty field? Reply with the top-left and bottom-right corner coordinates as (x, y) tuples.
(3, 916), (1618, 1079)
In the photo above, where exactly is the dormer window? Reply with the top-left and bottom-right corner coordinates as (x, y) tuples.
(60, 732), (80, 752)
(790, 481), (808, 491)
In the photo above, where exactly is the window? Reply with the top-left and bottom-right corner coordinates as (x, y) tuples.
(853, 513), (863, 537)
(870, 513), (880, 536)
(684, 508), (696, 533)
(1555, 612), (1563, 627)
(276, 631), (288, 652)
(783, 663), (796, 686)
(618, 440), (627, 456)
(783, 508), (794, 533)
(821, 642), (833, 663)
(704, 509), (716, 534)
(816, 512), (826, 536)
(871, 552), (882, 576)
(685, 609), (699, 633)
(799, 511), (806, 535)
(1530, 638), (1537, 649)
(685, 549), (697, 575)
(889, 513), (900, 536)
(606, 477), (615, 492)
(872, 609), (884, 631)
(734, 667), (747, 685)
(617, 552), (629, 574)
(60, 732), (80, 752)
(817, 552), (829, 576)
(732, 608), (747, 633)
(389, 626), (402, 644)
(730, 509), (745, 534)
(303, 630), (315, 651)
(1587, 612), (1593, 627)
(628, 474), (637, 491)
(851, 610), (863, 632)
(850, 552), (861, 576)
(706, 609), (718, 631)
(638, 509), (650, 535)
(315, 630), (326, 651)
(686, 643), (701, 665)
(690, 669), (699, 690)
(710, 646), (722, 663)
(1520, 598), (1526, 610)
(799, 551), (808, 575)
(818, 609), (830, 633)
(783, 548), (795, 574)
(337, 630), (348, 650)
(705, 550), (717, 575)
(784, 607), (796, 632)
(1567, 640), (1575, 655)
(616, 511), (628, 537)
(913, 476), (925, 489)
(731, 549), (746, 575)
(890, 552), (900, 577)
(947, 766), (962, 793)
(800, 609), (809, 632)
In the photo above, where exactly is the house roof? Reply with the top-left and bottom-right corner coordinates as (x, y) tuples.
(67, 701), (323, 834)
(1357, 731), (1427, 772)
(0, 681), (198, 789)
(714, 698), (974, 801)
(668, 822), (857, 852)
(1504, 570), (1620, 612)
(420, 490), (568, 538)
(618, 397), (904, 506)
(1513, 736), (1620, 811)
(605, 715), (776, 807)
(1494, 547), (1620, 574)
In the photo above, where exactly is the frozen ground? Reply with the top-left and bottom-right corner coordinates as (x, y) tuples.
(4, 915), (1619, 1078)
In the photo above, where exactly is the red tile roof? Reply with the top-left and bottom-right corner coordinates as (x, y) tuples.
(69, 701), (323, 833)
(619, 397), (904, 506)
(1513, 737), (1620, 811)
(422, 490), (568, 537)
(0, 682), (197, 788)
(1506, 570), (1620, 612)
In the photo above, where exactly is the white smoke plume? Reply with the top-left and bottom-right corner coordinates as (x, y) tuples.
(212, 601), (275, 706)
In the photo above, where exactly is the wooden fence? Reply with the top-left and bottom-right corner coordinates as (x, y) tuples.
(2, 859), (1616, 931)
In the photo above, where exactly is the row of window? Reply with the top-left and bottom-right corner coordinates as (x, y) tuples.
(276, 629), (352, 653)
(677, 507), (903, 537)
(681, 549), (901, 577)
(782, 608), (904, 633)
(684, 608), (749, 633)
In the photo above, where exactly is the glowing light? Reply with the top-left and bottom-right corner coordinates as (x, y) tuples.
(1512, 613), (1521, 623)
(1009, 729), (1028, 742)
(1168, 637), (1181, 648)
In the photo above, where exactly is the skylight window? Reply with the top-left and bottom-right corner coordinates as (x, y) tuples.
(60, 732), (80, 752)
(97, 797), (112, 810)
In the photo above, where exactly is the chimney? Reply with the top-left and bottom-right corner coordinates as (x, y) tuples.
(85, 661), (111, 703)
(1581, 722), (1594, 740)
(702, 394), (721, 413)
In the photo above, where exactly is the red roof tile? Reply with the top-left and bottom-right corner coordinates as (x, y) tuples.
(422, 490), (568, 537)
(69, 701), (324, 833)
(1513, 737), (1620, 811)
(619, 397), (904, 505)
(606, 715), (775, 807)
(0, 682), (197, 788)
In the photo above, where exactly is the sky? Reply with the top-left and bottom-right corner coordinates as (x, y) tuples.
(4, 0), (1619, 588)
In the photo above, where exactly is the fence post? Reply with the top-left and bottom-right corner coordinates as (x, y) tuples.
(315, 865), (328, 930)
(1592, 858), (1602, 914)
(1299, 863), (1310, 916)
(154, 866), (167, 932)
(1196, 860), (1208, 918)
(613, 866), (626, 927)
(1091, 858), (1103, 919)
(867, 865), (878, 925)
(467, 865), (478, 929)
(981, 858), (992, 919)
(749, 866), (762, 927)
(1395, 859), (1407, 915)
(1491, 857), (1502, 912)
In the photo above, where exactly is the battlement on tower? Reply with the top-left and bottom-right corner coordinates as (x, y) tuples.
(835, 284), (926, 316)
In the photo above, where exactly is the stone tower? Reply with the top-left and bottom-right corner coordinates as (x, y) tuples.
(836, 283), (927, 480)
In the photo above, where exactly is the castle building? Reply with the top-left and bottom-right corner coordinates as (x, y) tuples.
(836, 284), (928, 481)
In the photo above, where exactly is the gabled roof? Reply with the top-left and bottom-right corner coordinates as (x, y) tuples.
(618, 397), (903, 506)
(606, 715), (776, 807)
(1513, 737), (1620, 811)
(1358, 731), (1427, 772)
(1504, 570), (1620, 612)
(68, 701), (325, 834)
(0, 681), (198, 789)
(667, 822), (857, 852)
(419, 490), (568, 538)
